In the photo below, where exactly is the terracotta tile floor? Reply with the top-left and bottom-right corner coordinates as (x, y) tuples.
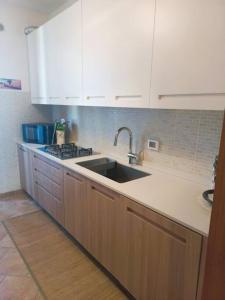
(0, 223), (43, 299)
(0, 192), (127, 300)
(0, 191), (40, 222)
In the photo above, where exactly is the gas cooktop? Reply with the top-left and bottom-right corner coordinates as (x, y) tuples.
(39, 143), (94, 160)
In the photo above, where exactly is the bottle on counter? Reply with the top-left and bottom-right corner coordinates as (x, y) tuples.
(55, 119), (66, 145)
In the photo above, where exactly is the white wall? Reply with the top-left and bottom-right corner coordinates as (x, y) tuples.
(0, 1), (48, 91)
(0, 2), (52, 193)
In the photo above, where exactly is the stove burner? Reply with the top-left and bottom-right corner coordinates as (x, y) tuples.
(40, 143), (93, 160)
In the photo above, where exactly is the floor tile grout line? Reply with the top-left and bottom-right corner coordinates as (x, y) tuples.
(0, 207), (41, 223)
(1, 221), (48, 300)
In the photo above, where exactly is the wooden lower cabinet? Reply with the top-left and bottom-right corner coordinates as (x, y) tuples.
(86, 180), (126, 283)
(31, 151), (64, 226)
(122, 197), (202, 300)
(36, 182), (64, 226)
(18, 148), (204, 300)
(64, 169), (89, 248)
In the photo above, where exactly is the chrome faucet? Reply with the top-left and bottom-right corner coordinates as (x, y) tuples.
(113, 127), (138, 164)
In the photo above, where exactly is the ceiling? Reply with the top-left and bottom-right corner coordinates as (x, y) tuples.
(3, 0), (72, 14)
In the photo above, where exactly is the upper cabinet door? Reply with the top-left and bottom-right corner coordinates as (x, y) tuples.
(43, 17), (62, 103)
(82, 0), (155, 107)
(43, 1), (82, 105)
(150, 0), (225, 110)
(27, 28), (48, 104)
(56, 1), (82, 105)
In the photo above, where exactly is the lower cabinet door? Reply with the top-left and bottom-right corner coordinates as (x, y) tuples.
(87, 181), (125, 282)
(64, 170), (88, 248)
(123, 198), (202, 300)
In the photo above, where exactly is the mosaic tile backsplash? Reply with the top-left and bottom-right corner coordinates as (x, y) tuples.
(53, 106), (224, 178)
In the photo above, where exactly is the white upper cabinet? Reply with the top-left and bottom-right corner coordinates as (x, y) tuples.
(27, 0), (225, 110)
(27, 27), (48, 104)
(60, 1), (82, 105)
(150, 0), (225, 110)
(82, 0), (155, 107)
(43, 1), (82, 105)
(28, 1), (82, 105)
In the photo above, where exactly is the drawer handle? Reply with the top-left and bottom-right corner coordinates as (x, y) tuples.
(66, 172), (82, 183)
(126, 207), (186, 244)
(52, 165), (60, 171)
(19, 147), (26, 152)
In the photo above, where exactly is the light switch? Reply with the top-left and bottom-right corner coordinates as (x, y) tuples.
(148, 139), (160, 151)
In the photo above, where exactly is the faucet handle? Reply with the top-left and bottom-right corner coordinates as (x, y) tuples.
(128, 152), (139, 165)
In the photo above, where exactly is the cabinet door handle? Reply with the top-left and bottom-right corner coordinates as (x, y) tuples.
(90, 185), (114, 200)
(158, 92), (225, 99)
(86, 96), (105, 100)
(65, 97), (80, 99)
(115, 95), (142, 100)
(126, 207), (186, 244)
(66, 172), (82, 183)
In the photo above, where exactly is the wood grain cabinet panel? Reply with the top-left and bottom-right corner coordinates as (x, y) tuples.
(122, 197), (202, 300)
(86, 181), (126, 283)
(21, 150), (204, 299)
(33, 153), (63, 185)
(31, 152), (64, 226)
(36, 183), (64, 226)
(64, 170), (89, 248)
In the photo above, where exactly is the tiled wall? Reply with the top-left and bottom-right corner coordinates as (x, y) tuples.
(53, 106), (224, 178)
(0, 91), (52, 193)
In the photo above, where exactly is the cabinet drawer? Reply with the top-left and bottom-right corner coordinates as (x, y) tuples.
(33, 181), (39, 203)
(38, 184), (55, 217)
(37, 183), (64, 226)
(35, 170), (63, 201)
(32, 153), (63, 184)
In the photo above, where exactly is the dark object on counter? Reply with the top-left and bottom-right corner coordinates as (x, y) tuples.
(22, 123), (55, 144)
(39, 143), (93, 160)
(203, 189), (214, 205)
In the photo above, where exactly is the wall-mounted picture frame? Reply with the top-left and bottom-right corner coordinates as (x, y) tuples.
(0, 78), (22, 90)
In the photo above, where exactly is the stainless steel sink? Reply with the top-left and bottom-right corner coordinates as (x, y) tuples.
(77, 157), (150, 183)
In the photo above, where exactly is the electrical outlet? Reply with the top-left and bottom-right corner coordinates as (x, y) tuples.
(148, 139), (160, 151)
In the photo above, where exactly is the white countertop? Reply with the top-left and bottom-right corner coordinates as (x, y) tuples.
(19, 142), (211, 236)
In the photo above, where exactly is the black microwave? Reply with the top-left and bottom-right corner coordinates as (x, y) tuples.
(22, 123), (55, 144)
